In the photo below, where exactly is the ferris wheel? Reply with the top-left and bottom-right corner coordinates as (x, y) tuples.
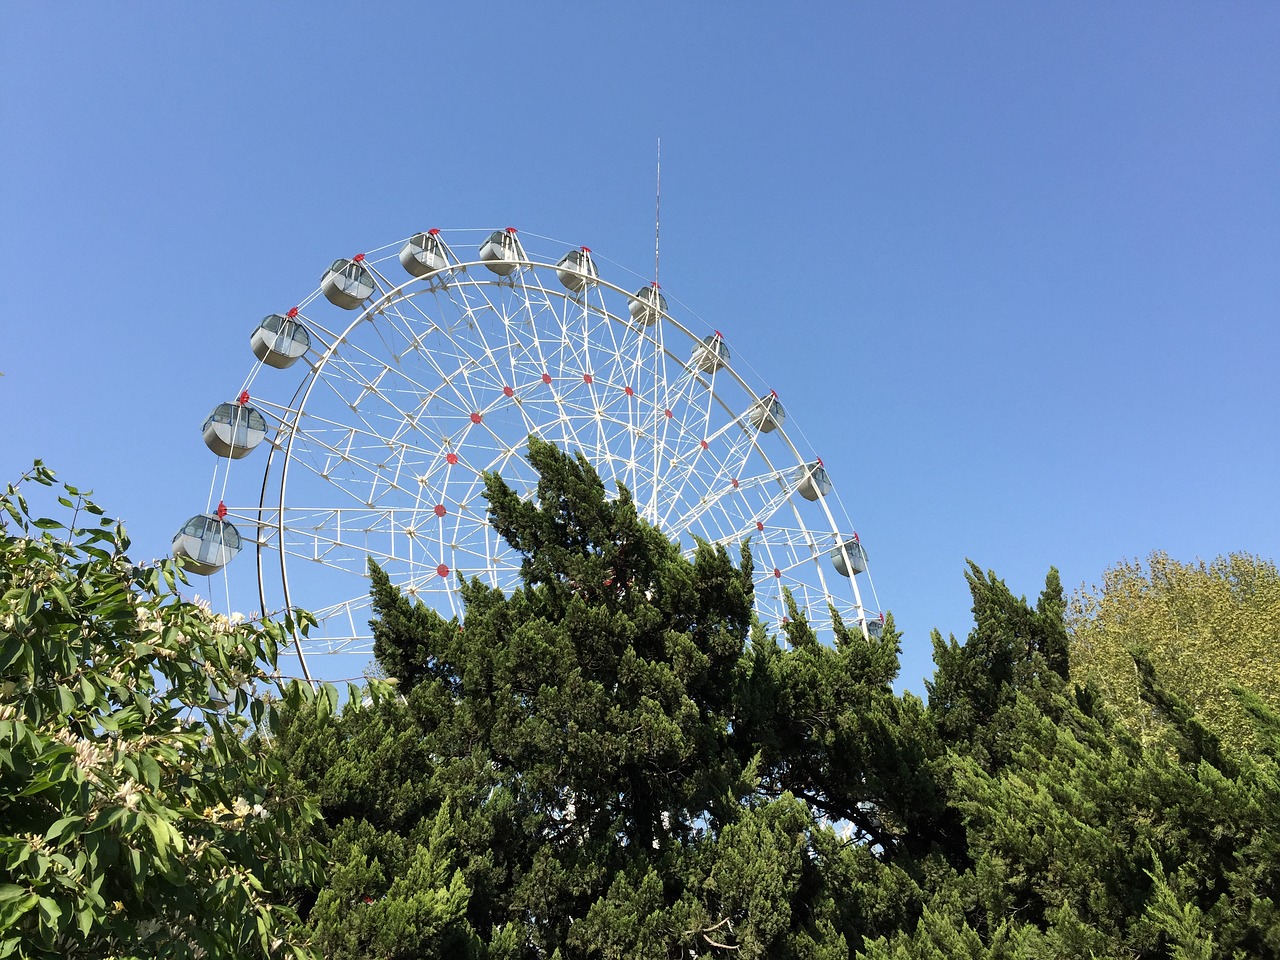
(173, 228), (882, 680)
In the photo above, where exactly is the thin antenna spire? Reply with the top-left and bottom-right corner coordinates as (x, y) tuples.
(654, 136), (661, 284)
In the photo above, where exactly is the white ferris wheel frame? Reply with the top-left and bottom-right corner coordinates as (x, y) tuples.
(205, 229), (880, 681)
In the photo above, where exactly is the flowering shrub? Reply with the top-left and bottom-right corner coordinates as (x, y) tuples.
(0, 463), (325, 959)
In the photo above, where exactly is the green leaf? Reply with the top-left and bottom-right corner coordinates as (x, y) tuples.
(127, 845), (143, 880)
(46, 583), (71, 612)
(44, 816), (81, 844)
(56, 685), (77, 716)
(316, 683), (338, 724)
(0, 892), (38, 926)
(137, 752), (161, 790)
(37, 895), (61, 928)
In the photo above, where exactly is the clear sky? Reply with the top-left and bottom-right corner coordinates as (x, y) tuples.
(3, 4), (1277, 692)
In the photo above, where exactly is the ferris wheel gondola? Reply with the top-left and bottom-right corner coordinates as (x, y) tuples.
(175, 227), (883, 678)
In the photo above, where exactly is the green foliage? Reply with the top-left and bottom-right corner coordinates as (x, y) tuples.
(928, 564), (1072, 767)
(270, 442), (1280, 958)
(306, 809), (478, 960)
(276, 439), (921, 958)
(911, 562), (1280, 958)
(0, 463), (325, 959)
(1069, 551), (1280, 752)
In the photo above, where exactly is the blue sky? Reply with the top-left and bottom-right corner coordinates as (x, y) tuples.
(3, 4), (1277, 691)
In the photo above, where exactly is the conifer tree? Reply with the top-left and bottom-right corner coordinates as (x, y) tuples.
(275, 438), (925, 957)
(272, 443), (1280, 958)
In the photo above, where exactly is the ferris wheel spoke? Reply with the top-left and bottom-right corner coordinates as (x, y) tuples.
(517, 272), (591, 377)
(313, 338), (496, 482)
(276, 420), (431, 515)
(442, 290), (562, 450)
(456, 274), (552, 380)
(292, 310), (352, 351)
(456, 274), (592, 454)
(192, 229), (880, 660)
(296, 595), (384, 654)
(650, 399), (758, 531)
(674, 469), (796, 547)
(308, 351), (429, 446)
(649, 363), (715, 491)
(273, 508), (416, 570)
(698, 426), (775, 503)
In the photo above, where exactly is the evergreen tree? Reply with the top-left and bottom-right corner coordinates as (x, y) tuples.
(882, 561), (1280, 958)
(276, 439), (925, 957)
(927, 563), (1072, 768)
(273, 442), (1280, 958)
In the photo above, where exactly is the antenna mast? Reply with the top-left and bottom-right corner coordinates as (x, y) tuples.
(654, 136), (661, 284)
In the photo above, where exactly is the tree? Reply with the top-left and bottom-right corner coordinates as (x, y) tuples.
(0, 463), (325, 959)
(272, 442), (1280, 957)
(928, 563), (1072, 770)
(866, 561), (1280, 958)
(1068, 551), (1280, 751)
(274, 438), (923, 958)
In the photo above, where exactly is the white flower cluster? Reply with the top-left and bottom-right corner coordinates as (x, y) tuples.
(134, 604), (164, 636)
(231, 797), (269, 820)
(51, 729), (112, 784)
(115, 778), (143, 810)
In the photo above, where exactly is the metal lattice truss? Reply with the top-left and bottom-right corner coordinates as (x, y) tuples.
(206, 229), (881, 667)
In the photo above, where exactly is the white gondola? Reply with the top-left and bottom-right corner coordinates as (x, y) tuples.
(830, 536), (868, 577)
(862, 617), (884, 640)
(251, 311), (311, 368)
(555, 247), (598, 292)
(746, 392), (785, 433)
(478, 228), (525, 276)
(628, 284), (666, 326)
(795, 461), (832, 501)
(399, 229), (452, 279)
(172, 514), (243, 575)
(321, 256), (375, 309)
(202, 402), (268, 459)
(691, 333), (730, 374)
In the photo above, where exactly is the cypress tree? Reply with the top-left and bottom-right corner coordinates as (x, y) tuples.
(268, 444), (1280, 958)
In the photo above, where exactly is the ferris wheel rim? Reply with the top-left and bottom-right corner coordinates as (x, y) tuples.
(191, 228), (882, 666)
(269, 267), (857, 608)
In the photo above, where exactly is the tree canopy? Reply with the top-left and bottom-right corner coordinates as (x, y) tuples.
(1068, 551), (1280, 751)
(272, 439), (1280, 958)
(0, 464), (325, 959)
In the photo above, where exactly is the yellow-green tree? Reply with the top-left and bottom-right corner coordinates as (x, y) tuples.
(1068, 551), (1280, 751)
